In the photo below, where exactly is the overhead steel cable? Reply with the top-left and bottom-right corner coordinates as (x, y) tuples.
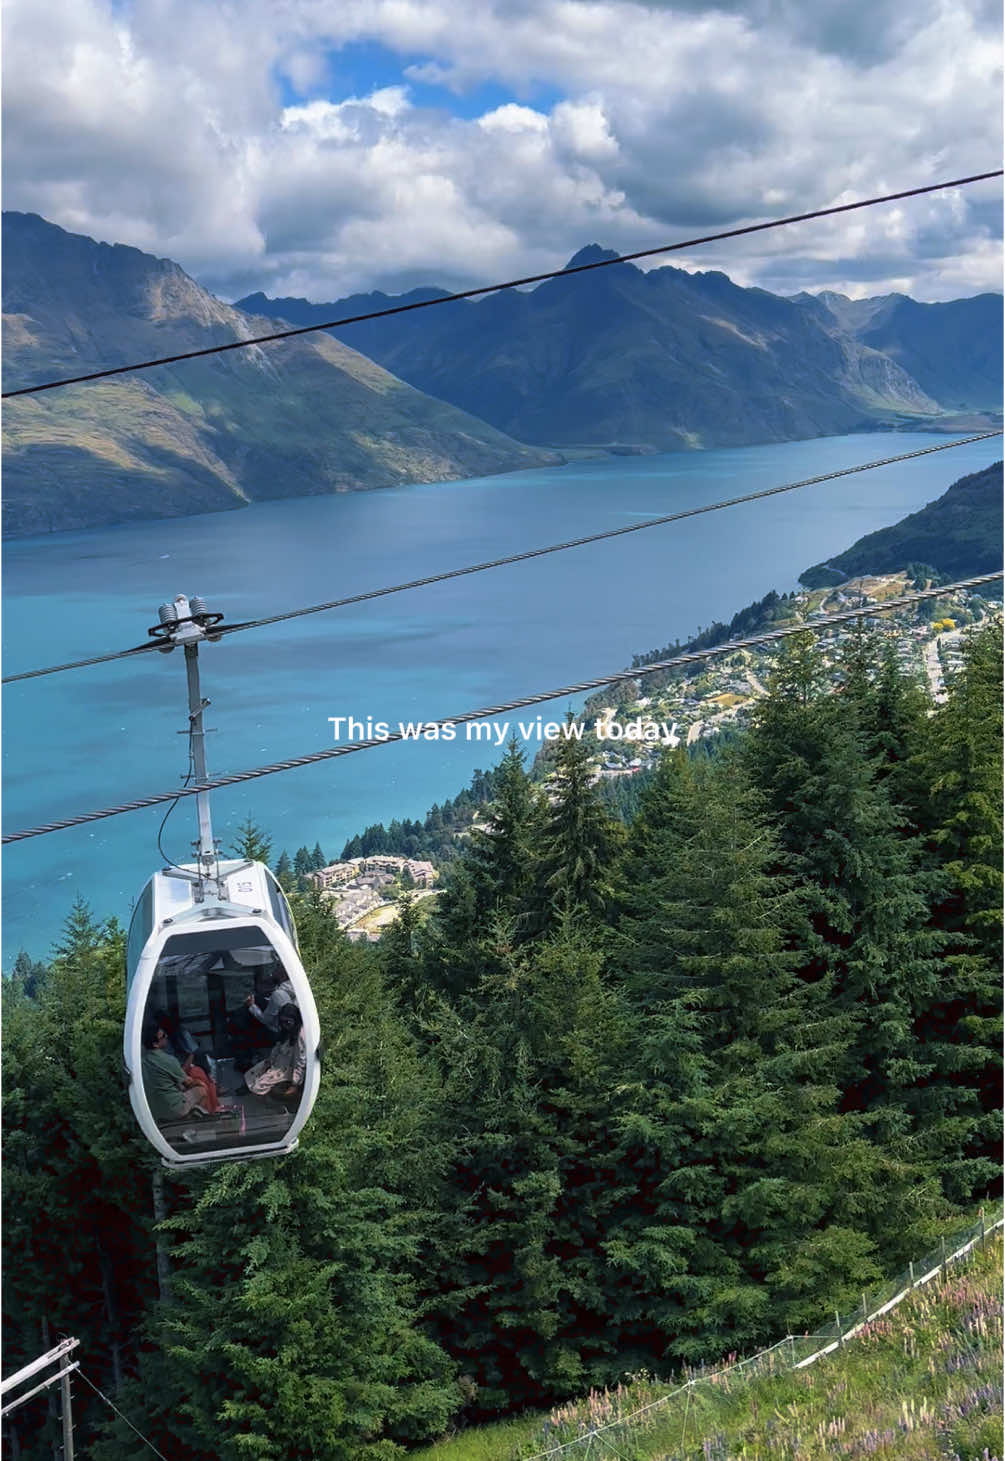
(4, 571), (1000, 844)
(3, 170), (1001, 400)
(3, 432), (999, 685)
(74, 1370), (170, 1461)
(2, 639), (165, 684)
(213, 435), (1003, 634)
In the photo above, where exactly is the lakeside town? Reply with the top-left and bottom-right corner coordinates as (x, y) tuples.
(590, 571), (996, 776)
(307, 854), (440, 939)
(308, 572), (998, 940)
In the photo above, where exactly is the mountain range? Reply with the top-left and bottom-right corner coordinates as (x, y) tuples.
(2, 213), (555, 537)
(796, 291), (1002, 412)
(238, 248), (1002, 450)
(3, 212), (1001, 536)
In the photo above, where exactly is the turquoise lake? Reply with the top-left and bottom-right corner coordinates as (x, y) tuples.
(3, 431), (999, 962)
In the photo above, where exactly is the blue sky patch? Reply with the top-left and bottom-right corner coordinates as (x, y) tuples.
(276, 39), (562, 120)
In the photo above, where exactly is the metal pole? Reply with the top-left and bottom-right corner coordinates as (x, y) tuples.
(41, 1320), (57, 1459)
(909, 1260), (915, 1287)
(0, 1366), (79, 1420)
(183, 642), (215, 876)
(2, 1340), (79, 1396)
(940, 1235), (947, 1277)
(59, 1370), (73, 1461)
(835, 1310), (843, 1347)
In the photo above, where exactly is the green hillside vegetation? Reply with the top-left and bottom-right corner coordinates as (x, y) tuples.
(238, 257), (1002, 451)
(2, 213), (556, 536)
(3, 618), (1001, 1460)
(661, 1237), (1004, 1461)
(412, 1226), (1003, 1461)
(335, 764), (510, 864)
(800, 461), (1004, 588)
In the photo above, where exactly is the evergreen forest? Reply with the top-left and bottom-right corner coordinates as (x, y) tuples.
(3, 620), (1002, 1460)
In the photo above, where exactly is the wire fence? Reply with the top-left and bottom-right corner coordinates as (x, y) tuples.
(513, 1206), (1004, 1461)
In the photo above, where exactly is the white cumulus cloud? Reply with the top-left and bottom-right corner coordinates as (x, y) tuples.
(2, 0), (1000, 303)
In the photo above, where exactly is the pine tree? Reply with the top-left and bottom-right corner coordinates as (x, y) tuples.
(382, 890), (425, 1010)
(51, 894), (107, 960)
(918, 619), (1003, 963)
(423, 742), (543, 1003)
(837, 622), (931, 814)
(606, 751), (899, 1358)
(293, 845), (315, 891)
(425, 926), (631, 1409)
(531, 719), (622, 933)
(746, 637), (944, 1113)
(275, 849), (294, 890)
(908, 618), (1003, 1200)
(312, 841), (327, 870)
(229, 815), (273, 864)
(466, 739), (542, 925)
(3, 918), (156, 1458)
(741, 632), (975, 1244)
(10, 948), (47, 998)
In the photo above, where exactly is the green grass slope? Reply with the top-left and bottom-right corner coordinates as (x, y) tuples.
(414, 1226), (1003, 1461)
(800, 461), (1003, 588)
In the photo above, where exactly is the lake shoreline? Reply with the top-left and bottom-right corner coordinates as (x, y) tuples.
(5, 415), (1000, 546)
(4, 430), (1000, 962)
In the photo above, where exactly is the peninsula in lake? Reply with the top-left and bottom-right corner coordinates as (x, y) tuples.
(800, 460), (1004, 587)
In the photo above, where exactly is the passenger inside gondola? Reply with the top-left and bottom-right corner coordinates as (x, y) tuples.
(141, 1018), (210, 1123)
(143, 930), (305, 1153)
(245, 1005), (306, 1103)
(228, 967), (295, 1071)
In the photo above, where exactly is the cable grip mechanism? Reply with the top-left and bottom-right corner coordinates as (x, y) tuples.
(147, 594), (225, 651)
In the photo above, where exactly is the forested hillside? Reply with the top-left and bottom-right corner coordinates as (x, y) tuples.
(800, 459), (1004, 587)
(3, 619), (1001, 1460)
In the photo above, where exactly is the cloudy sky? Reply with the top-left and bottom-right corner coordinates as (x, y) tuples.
(4, 0), (1001, 305)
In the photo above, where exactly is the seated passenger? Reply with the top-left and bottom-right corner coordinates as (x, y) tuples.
(228, 969), (294, 1070)
(153, 1008), (219, 1110)
(244, 1005), (305, 1103)
(153, 1007), (198, 1063)
(246, 969), (295, 1035)
(141, 1019), (208, 1124)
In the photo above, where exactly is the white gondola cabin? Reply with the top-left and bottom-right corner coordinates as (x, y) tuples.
(124, 859), (321, 1167)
